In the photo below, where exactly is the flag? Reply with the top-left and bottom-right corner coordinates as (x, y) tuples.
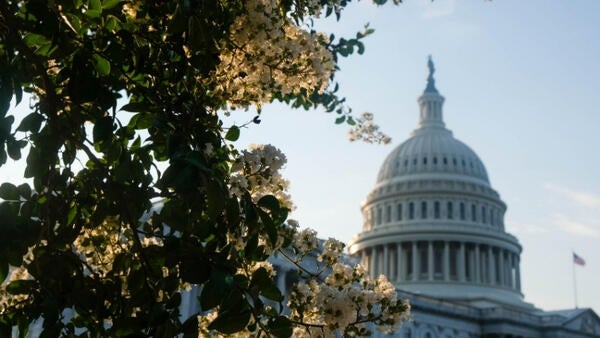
(573, 252), (586, 266)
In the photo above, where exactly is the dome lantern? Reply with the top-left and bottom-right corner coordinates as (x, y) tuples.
(416, 56), (446, 132)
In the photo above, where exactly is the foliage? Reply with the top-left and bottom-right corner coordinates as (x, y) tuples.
(0, 0), (406, 337)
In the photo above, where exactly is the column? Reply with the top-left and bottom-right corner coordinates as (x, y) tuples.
(458, 242), (466, 282)
(474, 244), (481, 283)
(508, 252), (515, 289)
(383, 245), (389, 278)
(488, 246), (495, 285)
(428, 241), (434, 280)
(397, 243), (404, 281)
(443, 241), (450, 281)
(516, 255), (521, 291)
(412, 242), (419, 281)
(498, 249), (505, 287)
(370, 247), (377, 279)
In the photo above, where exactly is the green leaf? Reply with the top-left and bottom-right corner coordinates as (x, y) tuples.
(258, 195), (280, 212)
(128, 112), (154, 129)
(182, 315), (199, 338)
(17, 183), (31, 198)
(93, 54), (111, 76)
(251, 267), (283, 302)
(207, 309), (251, 335)
(206, 180), (226, 221)
(66, 204), (78, 224)
(93, 116), (113, 144)
(0, 183), (18, 201)
(225, 125), (240, 141)
(269, 316), (293, 338)
(23, 33), (50, 48)
(102, 0), (122, 9)
(0, 261), (8, 283)
(6, 137), (22, 160)
(6, 280), (36, 295)
(16, 113), (44, 133)
(120, 102), (146, 113)
(89, 0), (101, 10)
(335, 115), (346, 124)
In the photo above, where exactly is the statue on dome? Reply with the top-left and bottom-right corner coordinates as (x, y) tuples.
(425, 55), (438, 93)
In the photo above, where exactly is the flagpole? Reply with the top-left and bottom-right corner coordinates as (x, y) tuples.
(572, 251), (578, 308)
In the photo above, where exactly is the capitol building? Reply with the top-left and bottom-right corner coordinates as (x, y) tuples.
(347, 58), (600, 338)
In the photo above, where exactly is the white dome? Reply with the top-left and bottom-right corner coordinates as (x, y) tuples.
(376, 127), (489, 184)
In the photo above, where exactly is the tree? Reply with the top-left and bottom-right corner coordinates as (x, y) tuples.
(0, 0), (407, 337)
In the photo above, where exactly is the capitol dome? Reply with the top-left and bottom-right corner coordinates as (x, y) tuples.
(349, 58), (531, 309)
(376, 127), (489, 184)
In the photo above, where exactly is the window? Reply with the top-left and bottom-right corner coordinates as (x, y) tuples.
(443, 157), (448, 165)
(376, 207), (382, 225)
(397, 203), (403, 221)
(453, 158), (457, 166)
(420, 245), (428, 277)
(434, 244), (443, 277)
(490, 209), (495, 225)
(449, 244), (457, 280)
(409, 202), (415, 219)
(471, 204), (477, 222)
(404, 159), (408, 167)
(482, 206), (487, 223)
(423, 157), (427, 165)
(413, 158), (417, 165)
(447, 202), (454, 219)
(434, 201), (440, 219)
(433, 157), (438, 165)
(461, 159), (466, 167)
(421, 201), (427, 219)
(460, 202), (466, 220)
(385, 205), (392, 223)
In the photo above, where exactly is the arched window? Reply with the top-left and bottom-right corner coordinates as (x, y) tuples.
(443, 157), (448, 165)
(434, 201), (440, 219)
(376, 207), (382, 225)
(423, 157), (427, 165)
(433, 157), (438, 165)
(447, 201), (454, 219)
(421, 201), (427, 219)
(409, 202), (415, 220)
(471, 204), (477, 222)
(460, 202), (466, 220)
(397, 203), (403, 221)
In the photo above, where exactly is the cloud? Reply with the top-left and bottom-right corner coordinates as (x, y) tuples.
(543, 183), (600, 208)
(420, 0), (456, 19)
(506, 221), (548, 234)
(553, 214), (600, 238)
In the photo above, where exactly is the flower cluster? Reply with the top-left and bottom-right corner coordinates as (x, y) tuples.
(230, 144), (293, 210)
(212, 0), (335, 109)
(288, 263), (410, 337)
(348, 112), (392, 144)
(0, 266), (34, 312)
(72, 217), (133, 277)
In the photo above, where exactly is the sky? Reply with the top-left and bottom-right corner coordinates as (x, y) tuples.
(2, 0), (599, 315)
